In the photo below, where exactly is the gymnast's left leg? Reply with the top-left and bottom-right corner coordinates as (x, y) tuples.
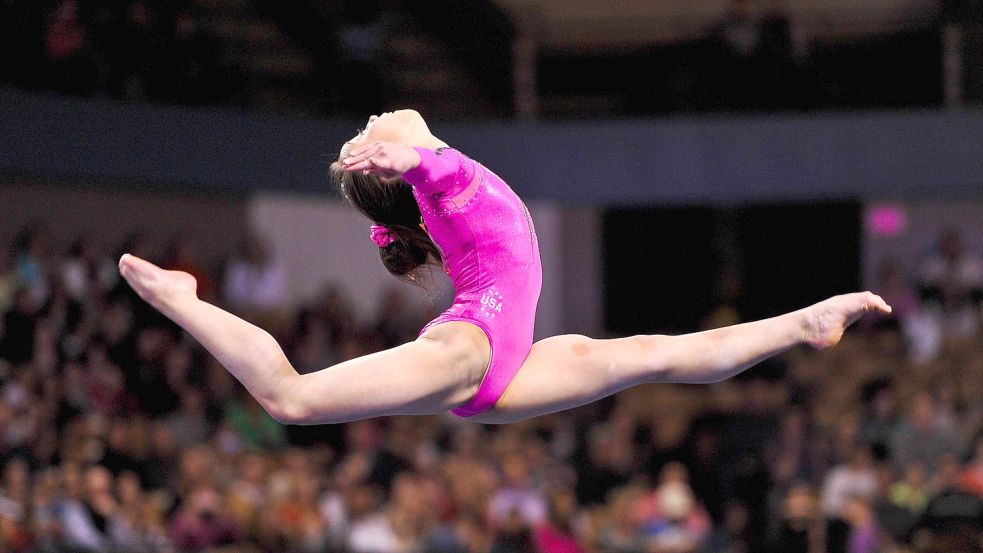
(118, 254), (487, 424)
(470, 292), (891, 424)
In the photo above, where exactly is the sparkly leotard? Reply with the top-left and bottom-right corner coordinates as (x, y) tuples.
(402, 147), (542, 417)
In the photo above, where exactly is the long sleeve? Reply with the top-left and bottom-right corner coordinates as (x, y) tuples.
(401, 147), (476, 198)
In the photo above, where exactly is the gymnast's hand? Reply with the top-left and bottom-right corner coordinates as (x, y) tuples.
(341, 140), (422, 178)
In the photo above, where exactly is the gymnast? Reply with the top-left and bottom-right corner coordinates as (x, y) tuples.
(118, 109), (892, 425)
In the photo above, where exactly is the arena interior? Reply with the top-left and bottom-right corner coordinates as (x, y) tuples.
(2, 1), (983, 552)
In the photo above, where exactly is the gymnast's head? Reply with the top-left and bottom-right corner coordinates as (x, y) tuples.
(330, 110), (441, 282)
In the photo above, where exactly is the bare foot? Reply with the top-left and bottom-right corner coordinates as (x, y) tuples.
(802, 292), (892, 350)
(118, 253), (198, 313)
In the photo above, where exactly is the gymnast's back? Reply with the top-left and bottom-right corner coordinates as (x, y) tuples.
(401, 145), (543, 416)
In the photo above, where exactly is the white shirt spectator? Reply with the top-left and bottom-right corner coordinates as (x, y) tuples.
(821, 448), (878, 518)
(222, 232), (287, 311)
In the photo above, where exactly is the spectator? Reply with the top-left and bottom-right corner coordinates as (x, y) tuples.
(714, 0), (758, 60)
(490, 506), (535, 553)
(170, 485), (241, 550)
(575, 415), (639, 506)
(916, 228), (983, 338)
(767, 407), (825, 492)
(842, 495), (880, 553)
(857, 378), (902, 460)
(4, 228), (983, 553)
(345, 482), (399, 553)
(915, 454), (983, 552)
(44, 0), (98, 95)
(489, 451), (547, 529)
(768, 484), (822, 553)
(595, 485), (648, 553)
(164, 387), (211, 448)
(56, 465), (123, 552)
(709, 0), (760, 109)
(0, 288), (40, 366)
(222, 230), (287, 315)
(890, 463), (930, 514)
(533, 488), (585, 553)
(111, 0), (168, 100)
(374, 287), (421, 348)
(755, 0), (795, 109)
(868, 258), (920, 359)
(82, 342), (139, 416)
(960, 437), (983, 497)
(257, 466), (329, 551)
(95, 419), (135, 476)
(164, 10), (225, 104)
(61, 235), (117, 304)
(164, 233), (216, 301)
(821, 444), (878, 519)
(223, 397), (287, 451)
(636, 462), (712, 553)
(12, 224), (53, 307)
(0, 244), (19, 314)
(706, 501), (751, 553)
(871, 463), (917, 549)
(336, 0), (391, 115)
(113, 470), (173, 552)
(0, 457), (32, 551)
(342, 419), (406, 493)
(890, 393), (961, 475)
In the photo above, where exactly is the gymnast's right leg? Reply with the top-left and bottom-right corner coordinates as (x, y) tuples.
(118, 254), (487, 424)
(472, 292), (891, 424)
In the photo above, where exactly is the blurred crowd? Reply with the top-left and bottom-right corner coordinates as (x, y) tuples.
(0, 0), (232, 105)
(2, 0), (956, 117)
(868, 228), (983, 365)
(698, 0), (819, 112)
(1, 222), (983, 553)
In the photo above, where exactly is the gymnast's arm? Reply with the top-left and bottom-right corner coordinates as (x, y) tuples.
(341, 141), (476, 197)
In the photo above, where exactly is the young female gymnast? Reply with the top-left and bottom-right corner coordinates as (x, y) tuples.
(118, 109), (892, 425)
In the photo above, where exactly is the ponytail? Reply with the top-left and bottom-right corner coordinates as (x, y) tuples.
(330, 163), (442, 282)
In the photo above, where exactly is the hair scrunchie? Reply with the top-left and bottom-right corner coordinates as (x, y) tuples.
(369, 225), (396, 248)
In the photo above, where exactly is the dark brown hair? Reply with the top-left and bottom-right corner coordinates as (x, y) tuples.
(330, 163), (441, 282)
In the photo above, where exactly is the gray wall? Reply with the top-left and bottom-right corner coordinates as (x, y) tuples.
(3, 89), (982, 205)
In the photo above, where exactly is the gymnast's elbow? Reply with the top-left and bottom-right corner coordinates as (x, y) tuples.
(265, 396), (355, 426)
(265, 399), (311, 425)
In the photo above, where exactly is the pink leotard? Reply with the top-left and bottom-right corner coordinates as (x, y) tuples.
(401, 147), (542, 417)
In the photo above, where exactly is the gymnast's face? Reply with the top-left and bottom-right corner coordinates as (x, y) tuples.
(339, 110), (416, 160)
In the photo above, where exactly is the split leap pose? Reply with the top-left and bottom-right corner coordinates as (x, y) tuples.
(118, 109), (891, 425)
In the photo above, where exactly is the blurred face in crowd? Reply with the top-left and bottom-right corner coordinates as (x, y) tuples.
(659, 461), (689, 485)
(502, 453), (531, 486)
(116, 471), (143, 505)
(940, 230), (964, 261)
(188, 487), (222, 518)
(872, 386), (897, 418)
(3, 458), (30, 497)
(849, 446), (873, 469)
(903, 463), (926, 488)
(659, 481), (695, 522)
(84, 465), (113, 497)
(936, 454), (961, 488)
(910, 393), (936, 431)
(54, 0), (80, 24)
(783, 485), (817, 527)
(843, 496), (874, 526)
